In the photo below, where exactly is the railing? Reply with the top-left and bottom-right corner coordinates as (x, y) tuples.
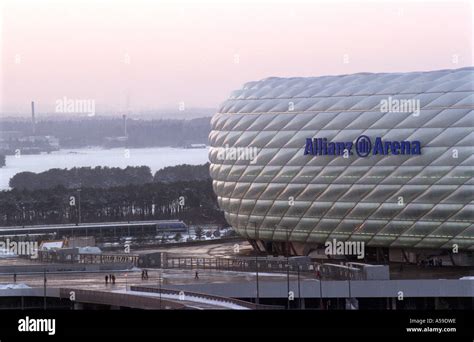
(163, 255), (366, 280)
(163, 256), (315, 273)
(130, 285), (283, 310)
(319, 263), (364, 280)
(38, 250), (139, 266)
(59, 287), (186, 310)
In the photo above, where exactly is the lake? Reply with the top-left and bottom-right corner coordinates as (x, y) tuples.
(0, 147), (210, 190)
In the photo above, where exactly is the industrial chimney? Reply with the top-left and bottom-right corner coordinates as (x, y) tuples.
(122, 114), (127, 137)
(31, 101), (36, 135)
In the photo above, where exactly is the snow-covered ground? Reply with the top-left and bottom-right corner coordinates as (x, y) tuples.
(0, 249), (17, 258)
(242, 272), (290, 277)
(0, 283), (31, 290)
(103, 228), (235, 248)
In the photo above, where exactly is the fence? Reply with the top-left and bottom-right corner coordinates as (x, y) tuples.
(38, 250), (139, 266)
(130, 285), (283, 310)
(59, 288), (186, 310)
(162, 255), (367, 280)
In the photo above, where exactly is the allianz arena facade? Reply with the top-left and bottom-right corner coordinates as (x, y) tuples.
(209, 67), (474, 258)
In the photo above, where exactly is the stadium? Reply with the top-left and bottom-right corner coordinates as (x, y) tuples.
(209, 67), (474, 264)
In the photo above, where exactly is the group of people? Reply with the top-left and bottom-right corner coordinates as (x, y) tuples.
(141, 269), (149, 280)
(104, 274), (116, 285)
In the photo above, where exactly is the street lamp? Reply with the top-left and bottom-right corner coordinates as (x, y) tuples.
(43, 269), (47, 310)
(297, 265), (301, 309)
(76, 188), (82, 226)
(316, 264), (323, 310)
(249, 221), (259, 308)
(347, 265), (352, 310)
(286, 227), (290, 309)
(158, 270), (162, 309)
(276, 224), (290, 309)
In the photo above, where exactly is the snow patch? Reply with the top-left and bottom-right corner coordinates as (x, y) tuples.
(0, 283), (31, 290)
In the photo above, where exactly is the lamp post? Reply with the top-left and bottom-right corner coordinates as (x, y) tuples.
(76, 188), (82, 226)
(286, 227), (290, 309)
(158, 270), (162, 309)
(316, 264), (323, 309)
(297, 265), (301, 309)
(43, 269), (47, 310)
(347, 265), (352, 310)
(249, 221), (259, 308)
(19, 202), (25, 227)
(276, 225), (291, 309)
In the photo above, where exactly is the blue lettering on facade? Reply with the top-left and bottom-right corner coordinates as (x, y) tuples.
(304, 136), (421, 157)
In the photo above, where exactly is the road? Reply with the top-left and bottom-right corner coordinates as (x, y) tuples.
(0, 268), (293, 310)
(0, 268), (301, 290)
(135, 240), (254, 258)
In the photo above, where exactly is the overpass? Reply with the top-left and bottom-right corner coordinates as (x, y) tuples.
(0, 220), (187, 239)
(0, 285), (278, 310)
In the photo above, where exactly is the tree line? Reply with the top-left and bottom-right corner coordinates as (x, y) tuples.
(9, 164), (211, 190)
(9, 166), (154, 190)
(2, 163), (223, 227)
(154, 163), (210, 183)
(0, 180), (225, 227)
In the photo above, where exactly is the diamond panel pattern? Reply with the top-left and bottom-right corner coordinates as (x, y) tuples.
(209, 68), (474, 250)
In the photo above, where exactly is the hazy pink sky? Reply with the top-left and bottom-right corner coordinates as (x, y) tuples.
(1, 0), (472, 115)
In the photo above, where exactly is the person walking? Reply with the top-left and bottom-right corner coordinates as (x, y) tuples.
(105, 275), (109, 285)
(111, 274), (116, 285)
(194, 271), (199, 280)
(13, 273), (16, 283)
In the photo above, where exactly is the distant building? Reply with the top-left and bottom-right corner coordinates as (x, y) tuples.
(185, 143), (207, 149)
(39, 240), (65, 251)
(103, 114), (129, 148)
(0, 135), (60, 155)
(0, 102), (60, 155)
